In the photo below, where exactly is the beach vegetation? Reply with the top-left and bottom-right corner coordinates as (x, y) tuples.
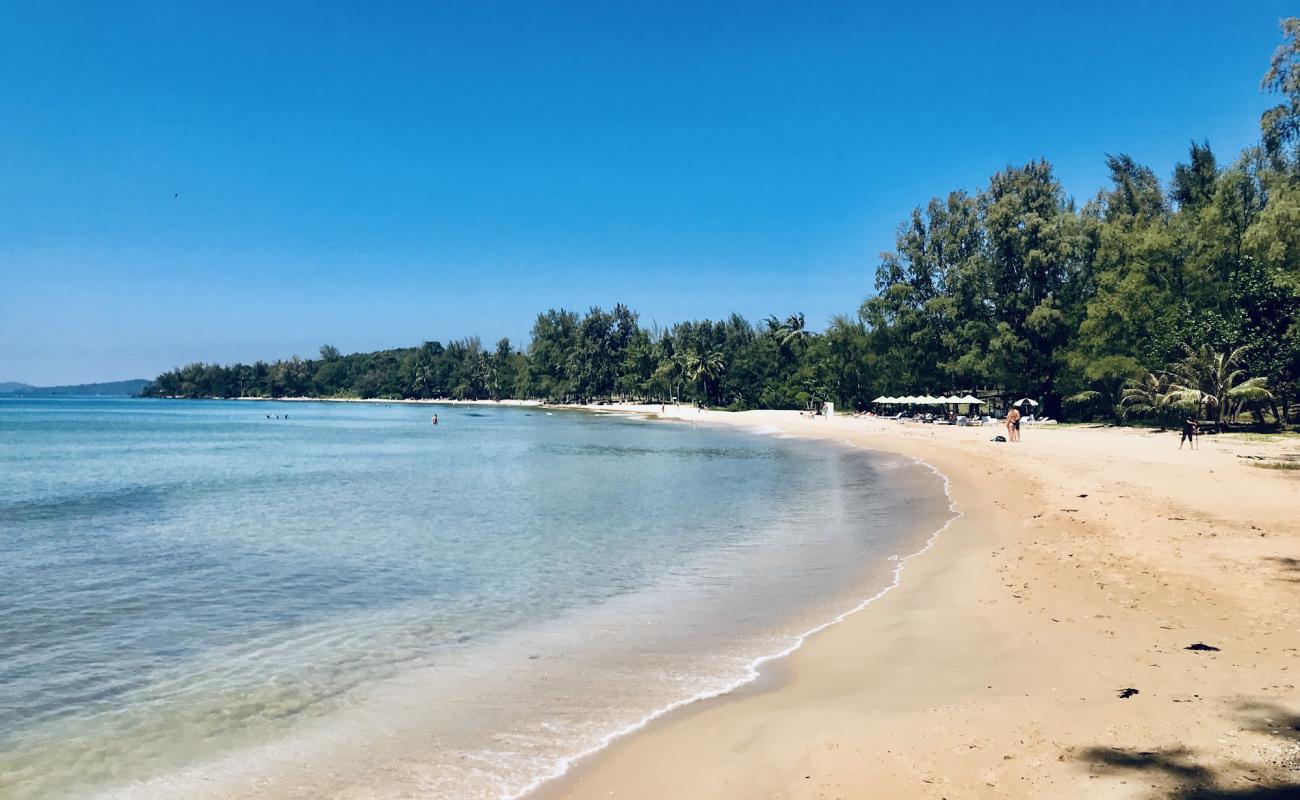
(145, 20), (1300, 429)
(1165, 344), (1274, 431)
(1117, 371), (1177, 429)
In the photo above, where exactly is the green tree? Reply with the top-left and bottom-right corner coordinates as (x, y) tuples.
(1119, 371), (1175, 429)
(1166, 344), (1274, 430)
(1261, 17), (1300, 168)
(685, 348), (726, 406)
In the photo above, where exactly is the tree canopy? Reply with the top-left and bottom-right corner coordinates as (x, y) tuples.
(148, 20), (1300, 427)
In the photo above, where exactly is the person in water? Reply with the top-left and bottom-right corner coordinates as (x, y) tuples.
(1006, 406), (1021, 442)
(431, 413), (438, 426)
(1180, 416), (1199, 449)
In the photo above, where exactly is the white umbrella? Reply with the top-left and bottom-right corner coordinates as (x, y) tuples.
(960, 394), (984, 405)
(942, 395), (963, 403)
(872, 396), (887, 403)
(921, 395), (942, 404)
(1014, 398), (1039, 407)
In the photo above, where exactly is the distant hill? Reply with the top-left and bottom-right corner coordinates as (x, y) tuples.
(0, 379), (151, 397)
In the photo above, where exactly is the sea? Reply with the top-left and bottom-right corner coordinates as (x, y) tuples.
(0, 397), (954, 799)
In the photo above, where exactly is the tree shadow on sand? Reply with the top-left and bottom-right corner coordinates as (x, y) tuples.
(1263, 556), (1300, 583)
(1235, 701), (1300, 742)
(1077, 702), (1300, 798)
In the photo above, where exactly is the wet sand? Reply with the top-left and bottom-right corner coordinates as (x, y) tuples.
(537, 407), (1300, 799)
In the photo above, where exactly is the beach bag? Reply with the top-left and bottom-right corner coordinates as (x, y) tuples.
(992, 435), (1007, 442)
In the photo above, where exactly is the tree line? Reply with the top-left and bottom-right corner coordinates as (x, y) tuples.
(148, 20), (1300, 427)
(144, 309), (854, 411)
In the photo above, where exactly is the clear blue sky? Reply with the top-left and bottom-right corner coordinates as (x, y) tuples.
(1, 1), (1294, 384)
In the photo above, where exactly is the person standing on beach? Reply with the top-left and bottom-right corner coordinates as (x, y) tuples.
(1006, 406), (1021, 442)
(1180, 416), (1198, 449)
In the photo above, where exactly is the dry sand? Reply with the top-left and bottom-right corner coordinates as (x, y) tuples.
(536, 407), (1300, 799)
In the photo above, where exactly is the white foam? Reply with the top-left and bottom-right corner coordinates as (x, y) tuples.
(501, 434), (961, 800)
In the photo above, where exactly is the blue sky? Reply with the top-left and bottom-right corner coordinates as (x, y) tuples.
(1, 1), (1294, 384)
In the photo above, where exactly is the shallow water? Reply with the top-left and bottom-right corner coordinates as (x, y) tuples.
(0, 398), (952, 799)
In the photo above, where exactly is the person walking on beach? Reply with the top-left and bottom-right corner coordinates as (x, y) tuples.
(1180, 416), (1198, 449)
(1006, 406), (1021, 442)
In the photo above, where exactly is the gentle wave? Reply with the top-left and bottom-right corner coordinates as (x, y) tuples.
(0, 399), (954, 800)
(499, 441), (960, 800)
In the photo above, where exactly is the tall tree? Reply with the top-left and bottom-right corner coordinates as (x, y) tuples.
(1261, 17), (1300, 169)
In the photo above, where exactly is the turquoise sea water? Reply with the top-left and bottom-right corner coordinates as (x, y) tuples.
(0, 398), (952, 799)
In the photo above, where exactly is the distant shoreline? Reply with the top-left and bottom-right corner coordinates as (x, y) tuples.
(149, 395), (547, 407)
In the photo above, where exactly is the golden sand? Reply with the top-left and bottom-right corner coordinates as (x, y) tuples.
(538, 407), (1300, 799)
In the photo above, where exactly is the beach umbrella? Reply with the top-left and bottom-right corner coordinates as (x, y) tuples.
(960, 394), (983, 405)
(942, 395), (963, 403)
(1014, 398), (1039, 407)
(919, 395), (941, 404)
(872, 396), (889, 403)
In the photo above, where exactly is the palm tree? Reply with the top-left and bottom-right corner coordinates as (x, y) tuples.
(1166, 344), (1273, 431)
(651, 339), (687, 403)
(1063, 388), (1113, 420)
(670, 352), (687, 401)
(764, 313), (810, 350)
(685, 348), (726, 406)
(410, 361), (435, 398)
(1119, 371), (1174, 428)
(1063, 359), (1144, 423)
(779, 312), (810, 349)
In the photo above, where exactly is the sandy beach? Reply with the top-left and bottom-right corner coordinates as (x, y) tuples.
(536, 406), (1300, 799)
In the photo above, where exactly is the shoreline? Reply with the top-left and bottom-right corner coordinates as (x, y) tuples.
(501, 424), (965, 800)
(531, 405), (1300, 799)
(55, 397), (1300, 797)
(510, 405), (987, 800)
(226, 395), (545, 407)
(47, 398), (957, 800)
